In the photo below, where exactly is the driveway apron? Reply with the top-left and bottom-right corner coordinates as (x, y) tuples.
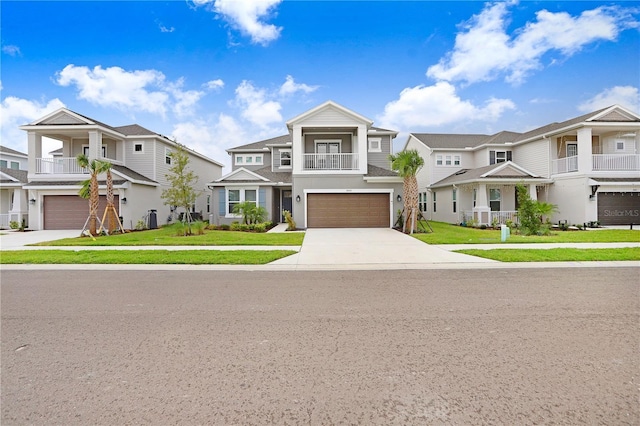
(271, 228), (494, 267)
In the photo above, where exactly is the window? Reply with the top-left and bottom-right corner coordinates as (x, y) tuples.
(235, 155), (263, 165)
(10, 161), (19, 169)
(454, 155), (461, 166)
(452, 188), (457, 213)
(473, 189), (477, 208)
(615, 140), (625, 151)
(445, 155), (452, 166)
(235, 155), (243, 165)
(134, 143), (143, 153)
(226, 188), (258, 216)
(83, 146), (107, 157)
(0, 160), (7, 168)
(165, 148), (172, 165)
(279, 149), (291, 167)
(368, 137), (382, 152)
(419, 192), (428, 212)
(436, 155), (443, 166)
(433, 191), (437, 213)
(255, 155), (263, 164)
(490, 150), (512, 165)
(206, 195), (210, 213)
(246, 156), (253, 164)
(489, 188), (501, 211)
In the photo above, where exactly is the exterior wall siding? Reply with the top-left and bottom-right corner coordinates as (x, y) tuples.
(210, 185), (274, 226)
(367, 134), (393, 170)
(232, 151), (271, 171)
(304, 134), (353, 153)
(514, 138), (549, 177)
(123, 138), (155, 179)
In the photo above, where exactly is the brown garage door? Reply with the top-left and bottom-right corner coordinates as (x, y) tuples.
(597, 192), (640, 225)
(307, 193), (390, 228)
(44, 195), (119, 230)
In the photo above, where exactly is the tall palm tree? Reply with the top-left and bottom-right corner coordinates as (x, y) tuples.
(77, 154), (110, 236)
(389, 149), (424, 234)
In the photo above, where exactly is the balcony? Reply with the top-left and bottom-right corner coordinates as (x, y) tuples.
(36, 157), (123, 174)
(592, 154), (640, 171)
(551, 155), (578, 174)
(302, 153), (359, 171)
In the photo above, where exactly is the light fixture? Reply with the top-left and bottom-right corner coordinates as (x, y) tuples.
(296, 195), (301, 202)
(121, 197), (127, 204)
(397, 194), (402, 202)
(29, 198), (36, 205)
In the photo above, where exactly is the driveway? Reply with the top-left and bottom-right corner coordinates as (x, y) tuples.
(0, 230), (82, 250)
(271, 228), (494, 268)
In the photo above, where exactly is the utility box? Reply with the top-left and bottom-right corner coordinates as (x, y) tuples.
(501, 224), (510, 242)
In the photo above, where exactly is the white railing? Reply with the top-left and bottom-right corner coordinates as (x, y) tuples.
(36, 157), (123, 174)
(303, 153), (359, 170)
(461, 210), (518, 226)
(0, 213), (9, 229)
(0, 213), (28, 229)
(592, 154), (640, 171)
(551, 155), (579, 174)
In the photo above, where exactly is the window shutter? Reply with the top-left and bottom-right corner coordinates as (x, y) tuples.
(489, 151), (496, 165)
(259, 188), (266, 209)
(218, 189), (226, 215)
(507, 151), (512, 162)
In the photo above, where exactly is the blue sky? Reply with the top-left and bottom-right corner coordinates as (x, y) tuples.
(2, 0), (639, 170)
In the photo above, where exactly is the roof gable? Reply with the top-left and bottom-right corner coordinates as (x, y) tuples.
(588, 105), (640, 122)
(0, 145), (28, 157)
(215, 167), (270, 183)
(286, 100), (373, 128)
(35, 108), (92, 125)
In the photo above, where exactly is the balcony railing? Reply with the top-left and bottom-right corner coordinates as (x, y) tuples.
(303, 153), (359, 171)
(36, 157), (123, 174)
(461, 210), (518, 226)
(592, 154), (640, 171)
(551, 155), (578, 174)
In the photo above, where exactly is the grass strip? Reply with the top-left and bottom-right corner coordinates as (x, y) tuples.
(30, 228), (305, 247)
(455, 247), (640, 262)
(414, 221), (640, 244)
(0, 250), (297, 265)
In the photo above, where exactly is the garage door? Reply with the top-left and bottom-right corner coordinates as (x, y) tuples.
(307, 193), (390, 228)
(44, 195), (119, 230)
(597, 192), (640, 225)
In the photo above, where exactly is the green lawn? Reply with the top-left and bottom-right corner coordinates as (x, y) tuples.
(413, 221), (640, 244)
(32, 227), (305, 247)
(455, 247), (640, 262)
(0, 250), (297, 264)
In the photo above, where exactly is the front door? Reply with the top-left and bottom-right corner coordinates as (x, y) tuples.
(282, 190), (292, 222)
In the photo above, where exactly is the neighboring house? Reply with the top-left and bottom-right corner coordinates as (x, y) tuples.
(19, 108), (224, 230)
(209, 101), (404, 228)
(0, 146), (29, 229)
(404, 105), (640, 226)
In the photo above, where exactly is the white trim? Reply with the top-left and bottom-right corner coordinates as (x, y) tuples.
(214, 167), (270, 183)
(165, 147), (172, 165)
(368, 137), (382, 153)
(480, 161), (539, 178)
(234, 154), (264, 166)
(279, 148), (292, 168)
(303, 188), (395, 228)
(133, 142), (144, 154)
(314, 139), (342, 153)
(225, 186), (259, 218)
(286, 100), (374, 129)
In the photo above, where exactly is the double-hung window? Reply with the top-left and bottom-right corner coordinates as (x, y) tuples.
(279, 149), (291, 167)
(489, 189), (501, 211)
(227, 188), (258, 216)
(452, 188), (457, 213)
(490, 150), (512, 165)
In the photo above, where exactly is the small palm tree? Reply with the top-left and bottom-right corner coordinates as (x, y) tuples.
(233, 201), (267, 225)
(77, 154), (110, 236)
(389, 149), (424, 234)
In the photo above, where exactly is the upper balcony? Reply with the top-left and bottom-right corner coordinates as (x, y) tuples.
(35, 156), (124, 175)
(552, 154), (639, 174)
(302, 153), (359, 171)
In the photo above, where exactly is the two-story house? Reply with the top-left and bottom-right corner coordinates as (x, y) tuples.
(0, 146), (29, 229)
(19, 108), (224, 231)
(209, 101), (404, 228)
(405, 105), (640, 227)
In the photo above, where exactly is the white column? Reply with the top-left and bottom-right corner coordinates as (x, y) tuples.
(292, 125), (303, 174)
(473, 183), (491, 225)
(357, 124), (367, 174)
(577, 127), (593, 173)
(88, 130), (102, 159)
(529, 184), (537, 201)
(27, 132), (42, 176)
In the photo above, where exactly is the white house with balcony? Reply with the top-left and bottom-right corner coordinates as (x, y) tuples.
(0, 146), (29, 229)
(19, 108), (224, 230)
(405, 105), (640, 227)
(209, 101), (404, 228)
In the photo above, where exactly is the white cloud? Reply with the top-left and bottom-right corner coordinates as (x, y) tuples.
(578, 86), (640, 113)
(2, 45), (22, 56)
(234, 80), (282, 128)
(204, 79), (225, 91)
(194, 0), (283, 45)
(165, 77), (205, 118)
(279, 75), (318, 97)
(427, 2), (638, 85)
(0, 96), (65, 154)
(378, 82), (515, 130)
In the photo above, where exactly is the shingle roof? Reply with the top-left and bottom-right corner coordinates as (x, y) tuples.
(111, 165), (157, 183)
(0, 145), (27, 157)
(250, 166), (292, 183)
(228, 134), (292, 152)
(431, 163), (544, 187)
(0, 167), (28, 183)
(410, 133), (491, 149)
(24, 180), (127, 188)
(366, 164), (398, 177)
(113, 124), (158, 136)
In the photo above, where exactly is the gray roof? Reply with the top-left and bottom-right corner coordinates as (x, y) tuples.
(113, 124), (158, 136)
(410, 133), (492, 149)
(0, 145), (27, 157)
(111, 165), (157, 183)
(0, 167), (28, 183)
(228, 134), (291, 152)
(366, 164), (398, 177)
(431, 163), (543, 187)
(589, 177), (640, 183)
(24, 180), (127, 188)
(251, 166), (293, 183)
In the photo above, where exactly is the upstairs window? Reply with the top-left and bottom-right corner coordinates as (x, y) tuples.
(615, 140), (625, 151)
(10, 161), (19, 170)
(368, 137), (382, 152)
(279, 149), (292, 167)
(165, 148), (172, 165)
(436, 155), (443, 166)
(235, 155), (243, 165)
(0, 160), (7, 168)
(490, 150), (512, 165)
(134, 143), (144, 153)
(454, 155), (461, 166)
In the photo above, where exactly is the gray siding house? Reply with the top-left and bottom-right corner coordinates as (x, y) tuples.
(209, 101), (404, 228)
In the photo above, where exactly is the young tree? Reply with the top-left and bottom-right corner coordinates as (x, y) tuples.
(77, 154), (110, 236)
(161, 143), (201, 235)
(516, 183), (558, 236)
(389, 149), (424, 234)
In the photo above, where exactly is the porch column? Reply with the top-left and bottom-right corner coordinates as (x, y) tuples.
(88, 130), (102, 159)
(27, 131), (42, 176)
(473, 183), (491, 225)
(356, 124), (367, 174)
(8, 188), (28, 226)
(577, 127), (593, 173)
(292, 125), (303, 174)
(529, 184), (537, 201)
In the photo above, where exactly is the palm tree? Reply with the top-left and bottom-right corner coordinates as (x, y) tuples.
(389, 149), (424, 234)
(77, 154), (110, 236)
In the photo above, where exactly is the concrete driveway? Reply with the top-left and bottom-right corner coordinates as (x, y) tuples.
(0, 230), (82, 250)
(271, 228), (494, 268)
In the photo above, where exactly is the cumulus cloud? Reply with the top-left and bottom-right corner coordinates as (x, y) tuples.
(279, 75), (318, 97)
(204, 79), (225, 91)
(234, 80), (283, 128)
(2, 45), (22, 56)
(0, 96), (65, 153)
(194, 0), (282, 46)
(578, 86), (640, 113)
(427, 2), (638, 85)
(378, 82), (515, 130)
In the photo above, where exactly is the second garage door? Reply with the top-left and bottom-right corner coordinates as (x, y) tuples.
(44, 195), (119, 230)
(307, 193), (390, 228)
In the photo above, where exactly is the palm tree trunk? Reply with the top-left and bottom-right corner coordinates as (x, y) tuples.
(89, 176), (99, 235)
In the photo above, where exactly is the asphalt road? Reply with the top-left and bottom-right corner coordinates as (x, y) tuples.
(2, 268), (638, 425)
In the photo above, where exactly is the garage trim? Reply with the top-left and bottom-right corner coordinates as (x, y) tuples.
(304, 188), (395, 228)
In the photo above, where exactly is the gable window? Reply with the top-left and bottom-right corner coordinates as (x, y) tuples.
(226, 188), (258, 216)
(279, 149), (292, 167)
(368, 137), (382, 153)
(436, 155), (443, 166)
(490, 150), (512, 165)
(489, 188), (501, 211)
(165, 148), (172, 165)
(433, 191), (437, 213)
(452, 188), (457, 213)
(134, 143), (144, 153)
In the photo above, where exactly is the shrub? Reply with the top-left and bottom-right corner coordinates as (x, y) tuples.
(232, 202), (267, 225)
(191, 221), (206, 235)
(219, 224), (231, 231)
(9, 221), (19, 230)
